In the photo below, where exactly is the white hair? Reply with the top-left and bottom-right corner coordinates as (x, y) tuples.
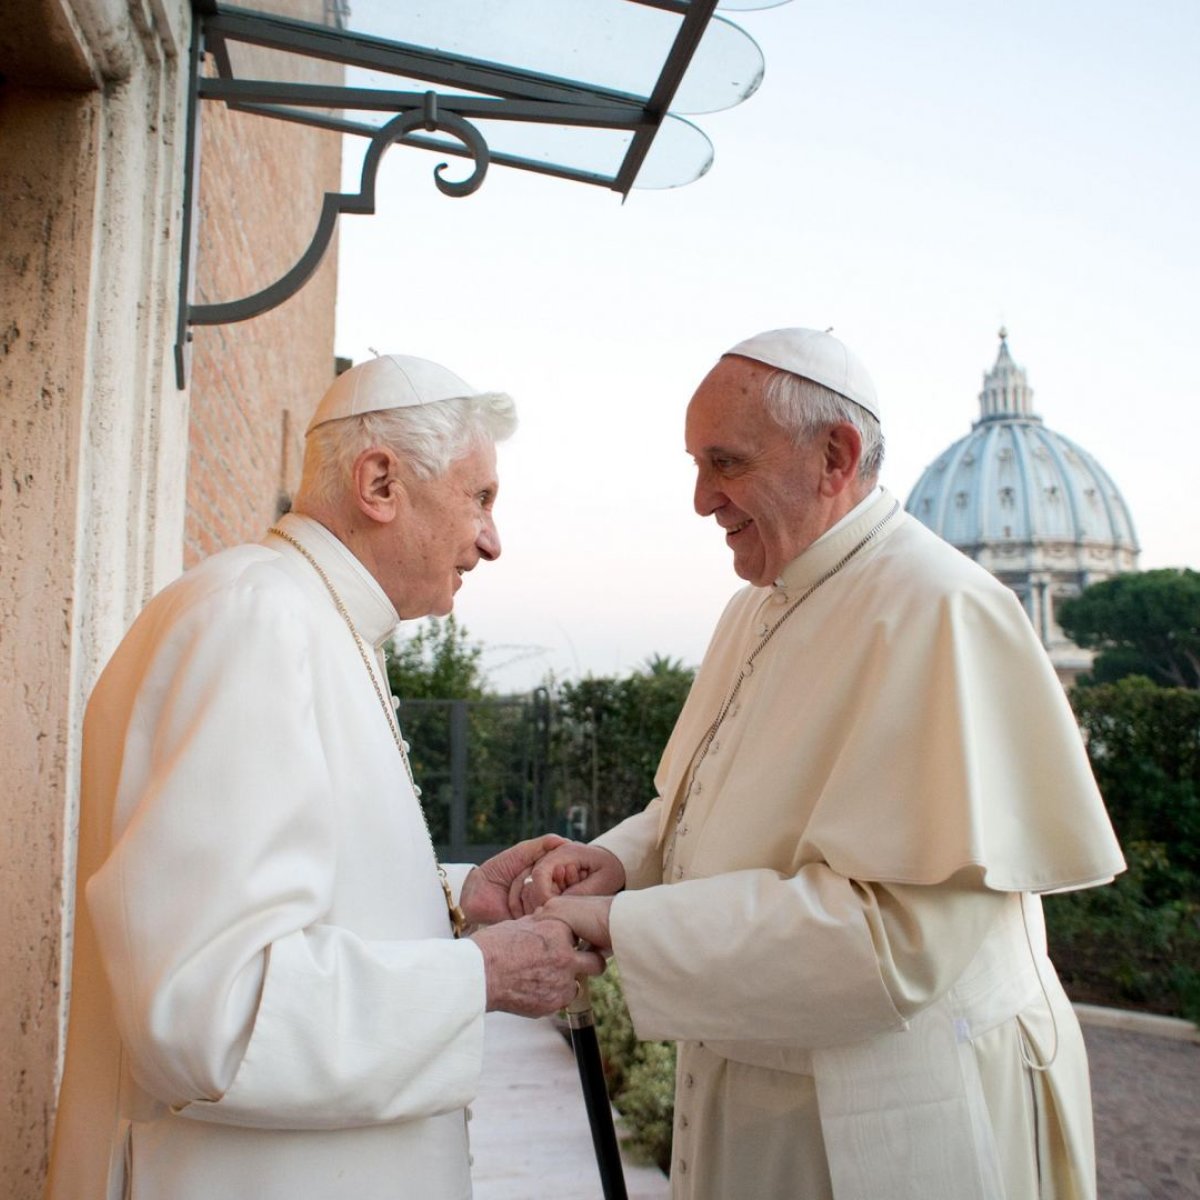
(761, 369), (885, 481)
(297, 392), (517, 508)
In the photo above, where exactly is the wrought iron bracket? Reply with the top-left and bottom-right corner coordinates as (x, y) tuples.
(174, 65), (493, 386)
(191, 91), (489, 327)
(173, 0), (725, 389)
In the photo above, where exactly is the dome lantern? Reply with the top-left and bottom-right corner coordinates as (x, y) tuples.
(977, 327), (1039, 424)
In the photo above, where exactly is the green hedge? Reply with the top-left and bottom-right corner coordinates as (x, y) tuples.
(1045, 841), (1200, 1021)
(1045, 676), (1200, 1023)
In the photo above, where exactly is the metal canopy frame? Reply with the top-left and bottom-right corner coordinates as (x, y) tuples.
(175, 0), (722, 387)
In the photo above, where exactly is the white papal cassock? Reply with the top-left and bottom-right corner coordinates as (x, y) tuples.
(47, 514), (485, 1200)
(595, 487), (1125, 1200)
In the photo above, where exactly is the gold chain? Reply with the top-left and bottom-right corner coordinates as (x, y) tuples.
(268, 526), (465, 937)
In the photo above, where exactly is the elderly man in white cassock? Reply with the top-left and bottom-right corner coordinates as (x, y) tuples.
(46, 355), (604, 1200)
(521, 328), (1126, 1200)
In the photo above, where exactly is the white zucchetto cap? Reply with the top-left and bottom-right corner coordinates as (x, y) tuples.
(724, 327), (882, 423)
(306, 354), (495, 434)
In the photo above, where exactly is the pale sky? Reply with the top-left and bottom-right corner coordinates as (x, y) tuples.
(333, 0), (1199, 693)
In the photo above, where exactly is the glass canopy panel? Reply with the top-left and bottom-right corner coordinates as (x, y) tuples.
(620, 113), (714, 188)
(219, 0), (765, 115)
(329, 96), (714, 188)
(212, 41), (718, 188)
(179, 0), (794, 382)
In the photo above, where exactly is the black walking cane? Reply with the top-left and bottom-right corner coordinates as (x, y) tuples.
(567, 974), (629, 1200)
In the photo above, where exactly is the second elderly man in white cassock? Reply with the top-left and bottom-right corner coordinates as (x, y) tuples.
(523, 328), (1126, 1200)
(46, 355), (604, 1200)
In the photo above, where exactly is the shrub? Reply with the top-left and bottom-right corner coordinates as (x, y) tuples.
(1045, 840), (1200, 1022)
(1045, 677), (1200, 1023)
(589, 962), (676, 1171)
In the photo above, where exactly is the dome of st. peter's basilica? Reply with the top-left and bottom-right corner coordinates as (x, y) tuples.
(905, 330), (1139, 685)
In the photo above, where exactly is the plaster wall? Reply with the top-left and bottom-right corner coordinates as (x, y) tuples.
(0, 2), (190, 1194)
(0, 86), (100, 1199)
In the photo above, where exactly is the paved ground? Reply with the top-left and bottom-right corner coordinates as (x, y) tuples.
(471, 1012), (668, 1200)
(1084, 1022), (1200, 1199)
(471, 1010), (1199, 1199)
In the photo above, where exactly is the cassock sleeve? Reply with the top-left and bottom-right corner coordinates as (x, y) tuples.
(593, 799), (666, 891)
(609, 864), (1006, 1049)
(85, 581), (486, 1130)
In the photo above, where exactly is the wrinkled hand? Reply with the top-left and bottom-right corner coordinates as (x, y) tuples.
(536, 895), (616, 955)
(459, 834), (568, 927)
(472, 916), (606, 1017)
(512, 841), (626, 915)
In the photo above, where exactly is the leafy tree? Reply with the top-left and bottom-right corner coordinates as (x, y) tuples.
(387, 617), (538, 849)
(553, 656), (695, 836)
(1058, 569), (1200, 688)
(388, 614), (488, 699)
(385, 628), (697, 852)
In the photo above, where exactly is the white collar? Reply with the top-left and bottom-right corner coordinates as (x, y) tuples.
(768, 484), (902, 597)
(266, 513), (400, 649)
(815, 484), (884, 547)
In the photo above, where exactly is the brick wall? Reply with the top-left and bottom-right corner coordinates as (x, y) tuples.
(184, 18), (341, 566)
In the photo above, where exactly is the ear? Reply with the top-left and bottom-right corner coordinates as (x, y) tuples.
(819, 423), (863, 497)
(351, 446), (405, 525)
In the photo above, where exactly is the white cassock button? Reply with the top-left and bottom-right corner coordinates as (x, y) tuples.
(391, 695), (401, 710)
(744, 661), (755, 676)
(413, 785), (422, 797)
(758, 624), (770, 638)
(684, 1073), (694, 1089)
(680, 1114), (690, 1130)
(678, 1160), (688, 1174)
(693, 781), (703, 795)
(402, 739), (412, 753)
(711, 740), (720, 753)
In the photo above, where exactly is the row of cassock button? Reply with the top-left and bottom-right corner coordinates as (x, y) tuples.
(672, 701), (739, 880)
(676, 1056), (702, 1176)
(672, 594), (780, 1165)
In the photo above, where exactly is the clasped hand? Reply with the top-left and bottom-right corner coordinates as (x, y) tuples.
(459, 835), (625, 1017)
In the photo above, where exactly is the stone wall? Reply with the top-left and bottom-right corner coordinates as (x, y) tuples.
(0, 2), (339, 1194)
(0, 84), (102, 1199)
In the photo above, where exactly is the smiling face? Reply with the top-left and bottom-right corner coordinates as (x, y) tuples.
(685, 357), (843, 586)
(385, 439), (501, 618)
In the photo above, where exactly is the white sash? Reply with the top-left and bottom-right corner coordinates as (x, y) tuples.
(812, 895), (1044, 1200)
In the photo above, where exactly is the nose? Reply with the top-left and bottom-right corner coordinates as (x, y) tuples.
(477, 513), (501, 562)
(693, 466), (722, 518)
